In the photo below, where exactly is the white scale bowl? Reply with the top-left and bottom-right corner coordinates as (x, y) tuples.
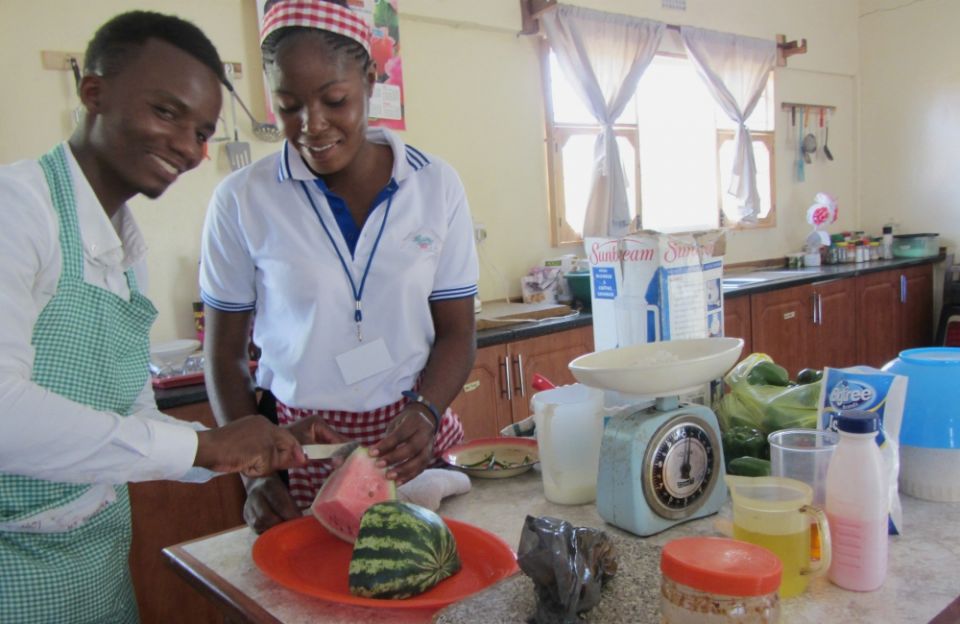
(569, 337), (744, 397)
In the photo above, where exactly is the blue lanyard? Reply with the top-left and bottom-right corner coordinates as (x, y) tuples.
(298, 180), (393, 342)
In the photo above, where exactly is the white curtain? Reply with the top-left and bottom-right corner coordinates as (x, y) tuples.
(540, 6), (664, 237)
(681, 26), (776, 223)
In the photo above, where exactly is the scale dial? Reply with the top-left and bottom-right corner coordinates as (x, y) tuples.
(642, 415), (720, 520)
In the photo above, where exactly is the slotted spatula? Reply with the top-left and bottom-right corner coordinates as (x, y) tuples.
(224, 67), (251, 171)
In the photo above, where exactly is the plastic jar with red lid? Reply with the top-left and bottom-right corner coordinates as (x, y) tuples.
(660, 536), (782, 623)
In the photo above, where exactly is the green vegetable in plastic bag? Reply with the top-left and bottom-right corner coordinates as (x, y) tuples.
(796, 368), (823, 384)
(727, 456), (772, 477)
(721, 425), (768, 468)
(746, 361), (790, 387)
(716, 353), (821, 436)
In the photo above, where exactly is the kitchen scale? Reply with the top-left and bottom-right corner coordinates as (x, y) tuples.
(569, 337), (744, 537)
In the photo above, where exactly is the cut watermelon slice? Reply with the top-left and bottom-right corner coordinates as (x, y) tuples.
(311, 446), (397, 543)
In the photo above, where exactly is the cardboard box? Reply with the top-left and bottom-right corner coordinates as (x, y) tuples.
(585, 231), (725, 351)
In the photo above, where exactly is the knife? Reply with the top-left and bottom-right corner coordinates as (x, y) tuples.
(302, 441), (360, 461)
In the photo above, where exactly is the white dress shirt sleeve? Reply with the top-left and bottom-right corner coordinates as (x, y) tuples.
(0, 164), (205, 485)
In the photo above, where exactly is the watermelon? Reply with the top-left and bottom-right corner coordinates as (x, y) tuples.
(310, 446), (396, 543)
(348, 501), (462, 599)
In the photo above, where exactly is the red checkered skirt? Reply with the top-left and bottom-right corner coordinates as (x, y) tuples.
(276, 396), (464, 509)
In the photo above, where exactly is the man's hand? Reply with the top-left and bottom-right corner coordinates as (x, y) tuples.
(284, 414), (350, 446)
(242, 474), (301, 533)
(194, 414), (306, 477)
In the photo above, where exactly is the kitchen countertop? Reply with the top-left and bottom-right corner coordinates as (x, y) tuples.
(722, 255), (944, 298)
(164, 470), (960, 623)
(153, 311), (593, 410)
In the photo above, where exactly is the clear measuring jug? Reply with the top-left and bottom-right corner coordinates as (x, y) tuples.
(726, 475), (832, 598)
(531, 384), (605, 505)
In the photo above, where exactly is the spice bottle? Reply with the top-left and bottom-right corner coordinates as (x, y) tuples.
(825, 410), (888, 592)
(660, 536), (782, 623)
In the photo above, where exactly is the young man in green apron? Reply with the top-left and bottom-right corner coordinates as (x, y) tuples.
(0, 12), (335, 623)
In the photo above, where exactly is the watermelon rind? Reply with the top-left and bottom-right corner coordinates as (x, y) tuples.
(310, 447), (397, 543)
(348, 501), (462, 599)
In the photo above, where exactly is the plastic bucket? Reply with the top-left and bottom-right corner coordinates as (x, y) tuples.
(883, 347), (960, 449)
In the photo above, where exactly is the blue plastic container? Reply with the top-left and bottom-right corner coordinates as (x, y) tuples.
(882, 347), (960, 449)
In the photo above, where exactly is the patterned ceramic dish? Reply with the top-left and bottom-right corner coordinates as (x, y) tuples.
(442, 437), (538, 479)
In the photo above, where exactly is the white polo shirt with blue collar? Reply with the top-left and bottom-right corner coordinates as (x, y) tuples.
(200, 127), (478, 412)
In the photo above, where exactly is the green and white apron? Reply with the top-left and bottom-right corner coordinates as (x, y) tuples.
(0, 145), (158, 623)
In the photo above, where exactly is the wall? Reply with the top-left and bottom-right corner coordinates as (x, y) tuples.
(858, 0), (960, 255)
(1, 0), (861, 342)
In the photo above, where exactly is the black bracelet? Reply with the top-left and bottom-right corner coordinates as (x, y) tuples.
(401, 390), (441, 433)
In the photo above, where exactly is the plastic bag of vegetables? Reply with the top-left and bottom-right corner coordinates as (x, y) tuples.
(716, 353), (822, 437)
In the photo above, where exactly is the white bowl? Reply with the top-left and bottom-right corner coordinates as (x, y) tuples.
(568, 337), (744, 397)
(150, 339), (201, 369)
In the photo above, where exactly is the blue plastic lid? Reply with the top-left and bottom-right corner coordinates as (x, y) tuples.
(833, 410), (880, 434)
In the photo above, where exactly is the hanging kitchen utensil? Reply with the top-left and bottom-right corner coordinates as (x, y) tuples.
(224, 67), (252, 170)
(823, 109), (835, 161)
(68, 56), (83, 127)
(802, 106), (817, 164)
(802, 132), (817, 164)
(225, 92), (252, 170)
(796, 106), (806, 182)
(224, 80), (282, 143)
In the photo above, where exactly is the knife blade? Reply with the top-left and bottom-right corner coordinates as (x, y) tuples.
(302, 441), (359, 461)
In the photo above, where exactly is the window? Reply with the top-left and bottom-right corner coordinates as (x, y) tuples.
(543, 47), (776, 244)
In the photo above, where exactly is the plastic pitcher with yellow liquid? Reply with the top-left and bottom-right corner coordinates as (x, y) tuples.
(726, 475), (832, 598)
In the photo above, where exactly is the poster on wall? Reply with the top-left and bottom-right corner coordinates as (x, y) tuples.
(255, 0), (405, 130)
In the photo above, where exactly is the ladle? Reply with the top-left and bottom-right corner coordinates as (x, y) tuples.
(224, 81), (282, 143)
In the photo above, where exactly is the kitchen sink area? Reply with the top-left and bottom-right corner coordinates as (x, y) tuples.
(716, 260), (941, 294)
(721, 267), (825, 291)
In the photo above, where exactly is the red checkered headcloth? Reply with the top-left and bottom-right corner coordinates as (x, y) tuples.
(260, 0), (371, 56)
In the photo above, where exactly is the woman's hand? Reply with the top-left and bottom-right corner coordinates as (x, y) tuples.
(242, 474), (301, 533)
(194, 414), (306, 477)
(369, 406), (435, 484)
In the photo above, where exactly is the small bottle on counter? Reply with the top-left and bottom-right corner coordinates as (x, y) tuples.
(825, 410), (888, 592)
(660, 536), (782, 623)
(882, 225), (895, 260)
(855, 241), (866, 263)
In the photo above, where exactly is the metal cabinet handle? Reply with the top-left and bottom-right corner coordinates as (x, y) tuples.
(500, 356), (513, 401)
(515, 354), (526, 397)
(817, 292), (823, 326)
(900, 274), (907, 303)
(811, 293), (819, 325)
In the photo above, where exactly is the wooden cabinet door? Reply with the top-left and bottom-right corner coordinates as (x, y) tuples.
(856, 270), (901, 367)
(128, 402), (246, 624)
(811, 279), (859, 370)
(723, 294), (752, 357)
(750, 284), (813, 378)
(509, 325), (595, 423)
(900, 264), (934, 351)
(449, 345), (512, 440)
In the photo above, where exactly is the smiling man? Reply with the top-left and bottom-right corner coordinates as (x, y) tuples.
(0, 11), (330, 623)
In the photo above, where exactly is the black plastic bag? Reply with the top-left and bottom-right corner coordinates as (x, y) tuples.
(516, 516), (617, 624)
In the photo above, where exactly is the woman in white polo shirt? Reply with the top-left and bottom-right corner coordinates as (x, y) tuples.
(200, 0), (479, 532)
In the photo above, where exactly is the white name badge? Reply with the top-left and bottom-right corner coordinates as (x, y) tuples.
(335, 337), (394, 385)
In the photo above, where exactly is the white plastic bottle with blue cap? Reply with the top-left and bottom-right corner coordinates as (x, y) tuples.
(825, 410), (888, 591)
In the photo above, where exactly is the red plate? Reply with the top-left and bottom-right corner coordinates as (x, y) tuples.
(252, 515), (518, 609)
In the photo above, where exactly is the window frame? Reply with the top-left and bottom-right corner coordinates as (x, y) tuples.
(540, 40), (776, 244)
